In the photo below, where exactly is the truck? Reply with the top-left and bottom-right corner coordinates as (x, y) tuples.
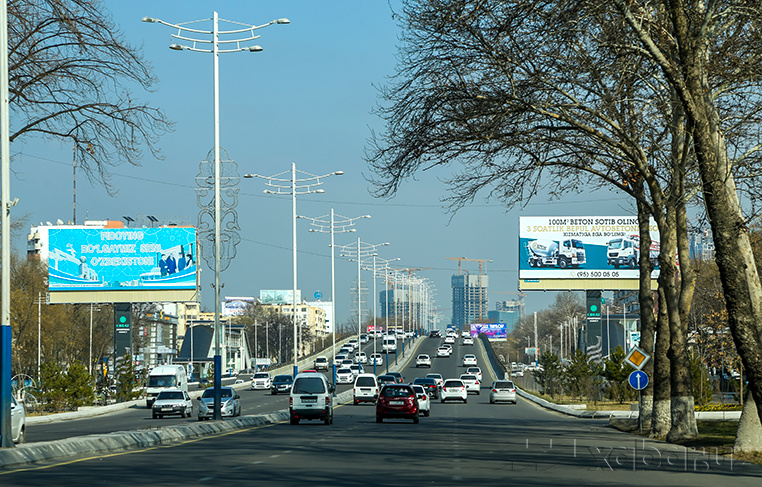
(145, 364), (188, 408)
(526, 239), (586, 269)
(606, 235), (659, 269)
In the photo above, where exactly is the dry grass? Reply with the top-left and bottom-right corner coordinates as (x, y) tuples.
(523, 389), (636, 411)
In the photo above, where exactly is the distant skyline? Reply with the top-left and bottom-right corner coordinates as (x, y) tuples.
(11, 1), (643, 326)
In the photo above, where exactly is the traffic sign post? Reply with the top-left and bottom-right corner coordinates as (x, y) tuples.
(628, 370), (649, 434)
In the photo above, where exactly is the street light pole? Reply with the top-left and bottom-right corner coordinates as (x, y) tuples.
(246, 164), (343, 377)
(144, 11), (289, 420)
(300, 209), (369, 383)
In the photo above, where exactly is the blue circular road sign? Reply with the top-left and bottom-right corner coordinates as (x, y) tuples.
(314, 291), (323, 300)
(628, 370), (649, 390)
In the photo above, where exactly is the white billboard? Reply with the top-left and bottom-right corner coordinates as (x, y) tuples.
(520, 216), (660, 281)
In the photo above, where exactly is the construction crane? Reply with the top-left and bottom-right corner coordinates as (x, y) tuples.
(446, 257), (493, 322)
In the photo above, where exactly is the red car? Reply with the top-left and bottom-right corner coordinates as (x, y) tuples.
(376, 384), (419, 423)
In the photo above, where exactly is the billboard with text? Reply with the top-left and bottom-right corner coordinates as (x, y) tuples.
(47, 227), (197, 292)
(519, 216), (660, 282)
(470, 323), (507, 339)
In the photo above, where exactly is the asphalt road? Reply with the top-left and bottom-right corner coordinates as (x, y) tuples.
(25, 336), (413, 443)
(3, 336), (760, 485)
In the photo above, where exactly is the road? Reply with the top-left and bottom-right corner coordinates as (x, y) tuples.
(5, 336), (761, 485)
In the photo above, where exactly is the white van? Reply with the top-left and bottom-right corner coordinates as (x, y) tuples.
(353, 374), (379, 404)
(145, 364), (188, 408)
(382, 335), (397, 354)
(290, 372), (335, 425)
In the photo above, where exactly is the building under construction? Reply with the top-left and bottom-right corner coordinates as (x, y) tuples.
(448, 257), (490, 327)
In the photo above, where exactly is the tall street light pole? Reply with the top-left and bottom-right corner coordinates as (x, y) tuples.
(143, 11), (289, 420)
(337, 239), (390, 347)
(300, 209), (369, 382)
(246, 164), (343, 377)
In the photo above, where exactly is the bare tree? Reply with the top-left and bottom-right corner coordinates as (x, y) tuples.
(8, 0), (171, 190)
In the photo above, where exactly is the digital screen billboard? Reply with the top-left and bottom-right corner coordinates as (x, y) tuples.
(470, 323), (507, 339)
(519, 216), (660, 281)
(47, 227), (196, 292)
(223, 297), (255, 316)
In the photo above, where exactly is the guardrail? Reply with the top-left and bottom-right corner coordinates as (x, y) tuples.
(477, 333), (507, 380)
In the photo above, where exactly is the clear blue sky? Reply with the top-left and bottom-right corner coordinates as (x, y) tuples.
(11, 1), (635, 326)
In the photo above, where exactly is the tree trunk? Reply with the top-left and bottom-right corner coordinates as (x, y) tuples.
(735, 391), (762, 452)
(652, 289), (671, 437)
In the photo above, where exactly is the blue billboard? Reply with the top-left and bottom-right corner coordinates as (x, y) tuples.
(470, 323), (507, 339)
(47, 227), (197, 291)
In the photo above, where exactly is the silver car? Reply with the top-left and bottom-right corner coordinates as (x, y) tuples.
(490, 380), (518, 404)
(197, 386), (241, 420)
(11, 395), (26, 443)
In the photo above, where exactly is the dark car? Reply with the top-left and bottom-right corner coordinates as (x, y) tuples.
(271, 374), (294, 395)
(412, 377), (439, 399)
(388, 372), (405, 383)
(376, 384), (419, 423)
(377, 375), (397, 387)
(429, 330), (441, 338)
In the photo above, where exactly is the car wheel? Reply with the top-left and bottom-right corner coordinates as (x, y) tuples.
(463, 398), (468, 404)
(181, 410), (187, 418)
(413, 415), (419, 424)
(324, 415), (331, 425)
(376, 415), (383, 423)
(490, 399), (494, 404)
(424, 410), (430, 417)
(17, 427), (25, 444)
(476, 391), (480, 395)
(290, 416), (299, 425)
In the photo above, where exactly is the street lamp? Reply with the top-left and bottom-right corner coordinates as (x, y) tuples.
(299, 210), (369, 382)
(245, 164), (343, 377)
(367, 256), (399, 374)
(144, 10), (288, 420)
(337, 239), (390, 348)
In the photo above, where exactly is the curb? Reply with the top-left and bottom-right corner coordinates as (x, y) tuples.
(0, 411), (289, 469)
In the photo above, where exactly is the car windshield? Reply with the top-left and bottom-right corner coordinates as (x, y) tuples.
(315, 358), (327, 363)
(427, 374), (442, 379)
(414, 378), (436, 385)
(495, 381), (514, 388)
(157, 391), (184, 400)
(274, 375), (292, 382)
(338, 368), (352, 374)
(411, 385), (425, 394)
(356, 377), (376, 387)
(468, 368), (480, 373)
(202, 388), (233, 398)
(254, 373), (269, 379)
(461, 375), (476, 381)
(292, 377), (326, 394)
(148, 375), (177, 388)
(444, 380), (463, 387)
(378, 375), (395, 382)
(381, 386), (413, 397)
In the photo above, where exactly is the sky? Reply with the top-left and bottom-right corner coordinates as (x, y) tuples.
(11, 0), (637, 327)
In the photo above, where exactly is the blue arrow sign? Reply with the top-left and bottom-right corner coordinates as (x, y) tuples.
(628, 370), (649, 390)
(314, 291), (322, 300)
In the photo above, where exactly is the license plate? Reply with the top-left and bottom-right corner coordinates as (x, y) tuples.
(361, 388), (370, 392)
(302, 397), (317, 403)
(389, 400), (404, 405)
(162, 407), (172, 411)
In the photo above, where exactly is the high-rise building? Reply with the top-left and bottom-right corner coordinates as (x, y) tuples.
(451, 273), (488, 326)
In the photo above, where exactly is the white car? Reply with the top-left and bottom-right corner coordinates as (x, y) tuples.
(353, 373), (379, 404)
(444, 335), (455, 344)
(370, 353), (384, 365)
(416, 354), (432, 367)
(462, 337), (474, 345)
(490, 380), (518, 404)
(461, 330), (470, 338)
(10, 395), (26, 443)
(425, 373), (444, 389)
(355, 352), (368, 364)
(336, 367), (354, 384)
(460, 374), (481, 394)
(349, 364), (363, 377)
(436, 346), (451, 358)
(466, 366), (482, 382)
(152, 389), (193, 419)
(334, 354), (347, 366)
(411, 384), (431, 417)
(250, 372), (272, 390)
(440, 379), (468, 403)
(462, 354), (477, 367)
(360, 334), (369, 344)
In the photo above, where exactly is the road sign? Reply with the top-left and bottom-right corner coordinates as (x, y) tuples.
(624, 346), (651, 370)
(314, 291), (322, 300)
(628, 370), (649, 390)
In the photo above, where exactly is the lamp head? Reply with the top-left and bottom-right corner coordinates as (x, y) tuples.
(244, 174), (253, 178)
(315, 189), (325, 194)
(249, 45), (263, 52)
(276, 18), (291, 24)
(141, 16), (157, 23)
(169, 43), (184, 51)
(334, 170), (345, 176)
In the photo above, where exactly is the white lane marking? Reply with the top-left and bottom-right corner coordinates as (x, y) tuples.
(199, 477), (214, 482)
(270, 454), (280, 458)
(251, 461), (263, 465)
